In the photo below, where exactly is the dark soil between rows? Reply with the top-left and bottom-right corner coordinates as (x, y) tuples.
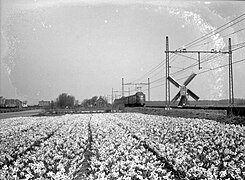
(125, 107), (245, 126)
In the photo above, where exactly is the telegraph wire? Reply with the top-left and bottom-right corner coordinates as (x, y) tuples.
(185, 13), (245, 48)
(190, 27), (245, 49)
(175, 53), (199, 62)
(151, 77), (165, 84)
(171, 54), (224, 77)
(149, 51), (235, 88)
(170, 40), (245, 77)
(131, 54), (178, 83)
(145, 53), (226, 87)
(131, 61), (164, 83)
(232, 44), (245, 51)
(187, 17), (245, 48)
(143, 53), (225, 88)
(222, 41), (245, 50)
(147, 67), (164, 80)
(130, 13), (245, 86)
(177, 58), (245, 82)
(141, 57), (245, 92)
(144, 52), (224, 88)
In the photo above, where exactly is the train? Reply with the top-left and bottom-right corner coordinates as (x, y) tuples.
(113, 92), (146, 109)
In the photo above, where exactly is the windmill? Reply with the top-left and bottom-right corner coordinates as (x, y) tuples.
(167, 73), (199, 106)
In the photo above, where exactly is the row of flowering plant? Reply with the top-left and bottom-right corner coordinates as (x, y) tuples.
(89, 114), (175, 179)
(1, 113), (244, 179)
(0, 114), (91, 179)
(115, 113), (245, 180)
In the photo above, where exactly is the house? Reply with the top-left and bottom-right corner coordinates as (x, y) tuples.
(5, 99), (22, 108)
(95, 97), (108, 108)
(0, 96), (5, 107)
(22, 101), (28, 107)
(38, 100), (51, 107)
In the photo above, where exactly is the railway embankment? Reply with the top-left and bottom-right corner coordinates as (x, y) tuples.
(125, 107), (245, 126)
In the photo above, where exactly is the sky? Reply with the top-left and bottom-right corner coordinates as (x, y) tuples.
(1, 0), (245, 104)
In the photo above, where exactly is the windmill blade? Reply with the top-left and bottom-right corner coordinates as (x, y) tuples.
(167, 76), (181, 88)
(187, 89), (199, 101)
(171, 92), (181, 103)
(183, 73), (197, 86)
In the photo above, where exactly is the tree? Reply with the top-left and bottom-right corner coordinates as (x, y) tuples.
(81, 96), (98, 108)
(101, 96), (108, 104)
(56, 93), (75, 108)
(51, 100), (54, 109)
(81, 99), (88, 107)
(91, 96), (98, 106)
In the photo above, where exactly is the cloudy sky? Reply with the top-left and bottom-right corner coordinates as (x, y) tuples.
(1, 0), (245, 104)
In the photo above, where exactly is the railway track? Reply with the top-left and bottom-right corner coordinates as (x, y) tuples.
(145, 105), (245, 117)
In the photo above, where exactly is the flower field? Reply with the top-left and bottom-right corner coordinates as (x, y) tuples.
(0, 113), (244, 179)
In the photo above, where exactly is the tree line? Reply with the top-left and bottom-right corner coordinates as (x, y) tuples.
(54, 93), (109, 109)
(55, 93), (75, 108)
(81, 96), (108, 108)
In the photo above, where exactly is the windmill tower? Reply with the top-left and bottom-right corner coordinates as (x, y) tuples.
(167, 73), (199, 106)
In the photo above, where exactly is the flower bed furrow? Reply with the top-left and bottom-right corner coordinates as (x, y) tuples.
(0, 117), (65, 169)
(73, 116), (94, 179)
(1, 113), (244, 179)
(114, 113), (245, 180)
(88, 114), (175, 179)
(0, 114), (91, 179)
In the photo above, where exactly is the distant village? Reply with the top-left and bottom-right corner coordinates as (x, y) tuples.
(0, 96), (50, 108)
(0, 95), (109, 109)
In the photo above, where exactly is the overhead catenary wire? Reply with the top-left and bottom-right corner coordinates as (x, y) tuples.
(171, 53), (224, 77)
(130, 13), (245, 89)
(189, 27), (245, 49)
(141, 57), (245, 92)
(142, 55), (216, 89)
(131, 61), (164, 83)
(185, 13), (245, 48)
(169, 41), (245, 77)
(142, 53), (226, 88)
(131, 53), (178, 83)
(143, 44), (235, 88)
(232, 44), (245, 51)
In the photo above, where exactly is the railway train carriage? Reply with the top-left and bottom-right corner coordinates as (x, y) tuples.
(126, 92), (145, 107)
(113, 92), (146, 109)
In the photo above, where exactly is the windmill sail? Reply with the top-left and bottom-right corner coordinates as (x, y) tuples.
(168, 76), (181, 88)
(168, 73), (199, 107)
(183, 73), (196, 86)
(171, 92), (181, 103)
(187, 89), (199, 101)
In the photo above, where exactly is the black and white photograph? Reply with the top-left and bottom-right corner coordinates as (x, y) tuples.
(0, 0), (245, 179)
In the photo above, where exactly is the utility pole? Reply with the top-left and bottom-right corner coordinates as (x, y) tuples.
(166, 36), (170, 108)
(148, 78), (150, 101)
(112, 88), (113, 104)
(228, 38), (234, 106)
(124, 79), (150, 97)
(122, 78), (124, 97)
(165, 37), (234, 107)
(112, 89), (129, 99)
(112, 90), (121, 100)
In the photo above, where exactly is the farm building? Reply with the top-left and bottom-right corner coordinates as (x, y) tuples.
(0, 96), (5, 107)
(38, 101), (51, 107)
(4, 99), (22, 108)
(95, 97), (108, 108)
